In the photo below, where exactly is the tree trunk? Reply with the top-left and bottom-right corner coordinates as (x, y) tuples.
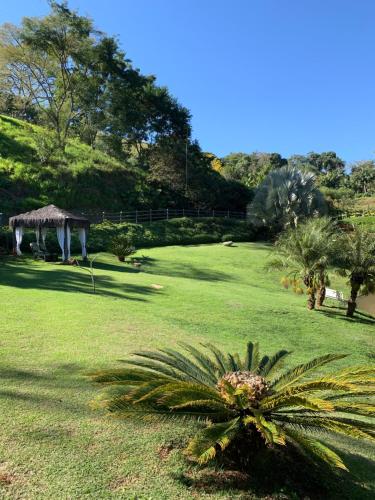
(316, 274), (326, 307)
(307, 289), (316, 310)
(316, 286), (326, 307)
(346, 282), (361, 317)
(304, 273), (316, 310)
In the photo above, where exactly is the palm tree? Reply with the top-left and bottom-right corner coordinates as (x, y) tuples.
(248, 166), (327, 231)
(269, 217), (337, 309)
(91, 342), (375, 472)
(333, 228), (375, 317)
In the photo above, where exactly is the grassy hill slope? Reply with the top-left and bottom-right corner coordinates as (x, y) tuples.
(0, 243), (373, 499)
(0, 115), (152, 213)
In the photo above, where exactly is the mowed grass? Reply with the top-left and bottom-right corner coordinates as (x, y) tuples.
(0, 243), (374, 499)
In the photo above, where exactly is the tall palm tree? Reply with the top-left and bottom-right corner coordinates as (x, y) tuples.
(269, 217), (337, 309)
(248, 166), (327, 231)
(333, 228), (375, 317)
(90, 342), (375, 472)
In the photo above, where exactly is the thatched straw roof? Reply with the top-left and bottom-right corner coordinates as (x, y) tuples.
(9, 205), (90, 229)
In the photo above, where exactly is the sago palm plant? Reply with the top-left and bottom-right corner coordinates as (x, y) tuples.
(268, 217), (337, 309)
(90, 341), (375, 472)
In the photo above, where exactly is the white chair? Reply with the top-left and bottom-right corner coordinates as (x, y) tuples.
(325, 288), (346, 305)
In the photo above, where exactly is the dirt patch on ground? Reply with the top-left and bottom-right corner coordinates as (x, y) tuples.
(0, 472), (14, 486)
(109, 474), (140, 491)
(157, 443), (175, 460)
(0, 463), (16, 486)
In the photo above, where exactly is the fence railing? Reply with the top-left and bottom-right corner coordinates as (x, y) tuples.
(79, 208), (247, 224)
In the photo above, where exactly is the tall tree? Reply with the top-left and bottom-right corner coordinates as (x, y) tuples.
(269, 218), (336, 310)
(0, 1), (192, 157)
(334, 228), (375, 317)
(0, 1), (96, 150)
(349, 161), (375, 195)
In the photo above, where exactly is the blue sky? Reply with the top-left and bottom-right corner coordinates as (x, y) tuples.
(2, 0), (375, 163)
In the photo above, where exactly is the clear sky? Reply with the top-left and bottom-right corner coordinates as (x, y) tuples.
(2, 0), (375, 163)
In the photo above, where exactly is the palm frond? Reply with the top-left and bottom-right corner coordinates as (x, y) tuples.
(332, 402), (375, 417)
(252, 414), (286, 445)
(159, 348), (217, 385)
(186, 418), (240, 464)
(284, 428), (348, 470)
(178, 342), (221, 380)
(258, 349), (290, 377)
(125, 358), (185, 380)
(89, 368), (172, 384)
(227, 353), (240, 371)
(261, 395), (334, 413)
(256, 355), (270, 375)
(202, 343), (231, 375)
(104, 399), (216, 422)
(131, 349), (213, 385)
(270, 354), (347, 390)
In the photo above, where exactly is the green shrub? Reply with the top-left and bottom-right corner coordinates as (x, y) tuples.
(221, 233), (235, 242)
(110, 234), (135, 262)
(1, 217), (256, 255)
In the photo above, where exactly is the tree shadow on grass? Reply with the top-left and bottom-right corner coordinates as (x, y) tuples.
(175, 446), (375, 500)
(0, 363), (91, 416)
(138, 258), (232, 282)
(0, 258), (157, 301)
(92, 254), (232, 282)
(316, 307), (375, 326)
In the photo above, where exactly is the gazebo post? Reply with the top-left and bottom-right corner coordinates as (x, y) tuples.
(37, 225), (42, 250)
(83, 228), (88, 262)
(12, 227), (16, 256)
(63, 219), (69, 262)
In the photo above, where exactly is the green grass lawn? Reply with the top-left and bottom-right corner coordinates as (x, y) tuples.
(0, 243), (374, 499)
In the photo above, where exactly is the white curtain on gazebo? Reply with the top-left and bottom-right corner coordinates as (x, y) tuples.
(41, 227), (48, 249)
(66, 226), (71, 260)
(35, 227), (48, 250)
(56, 227), (71, 261)
(77, 228), (87, 258)
(35, 228), (40, 249)
(15, 226), (23, 255)
(56, 226), (71, 260)
(56, 227), (65, 260)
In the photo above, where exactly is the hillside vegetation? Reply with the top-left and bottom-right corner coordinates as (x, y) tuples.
(0, 115), (151, 213)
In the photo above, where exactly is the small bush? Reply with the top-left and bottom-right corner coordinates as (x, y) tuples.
(110, 234), (136, 262)
(221, 233), (235, 242)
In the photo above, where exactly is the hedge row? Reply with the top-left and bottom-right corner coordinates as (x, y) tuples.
(0, 217), (259, 255)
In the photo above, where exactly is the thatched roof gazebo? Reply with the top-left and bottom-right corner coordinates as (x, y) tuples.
(9, 205), (90, 261)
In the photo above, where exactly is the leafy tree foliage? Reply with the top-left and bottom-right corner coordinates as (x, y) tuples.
(289, 152), (346, 190)
(221, 152), (287, 187)
(91, 341), (375, 472)
(349, 161), (375, 195)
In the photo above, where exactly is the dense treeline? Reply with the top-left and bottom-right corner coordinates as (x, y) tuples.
(220, 151), (375, 197)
